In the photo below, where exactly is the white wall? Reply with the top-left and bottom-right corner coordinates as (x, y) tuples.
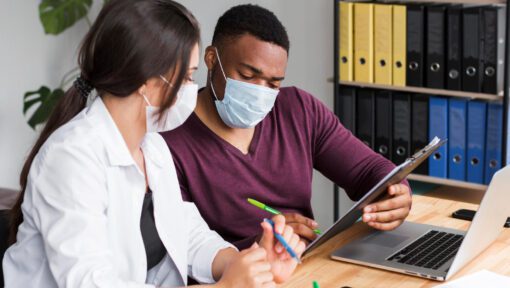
(0, 1), (97, 190)
(0, 0), (347, 227)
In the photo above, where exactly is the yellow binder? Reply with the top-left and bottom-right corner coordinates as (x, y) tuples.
(393, 5), (407, 86)
(339, 2), (354, 82)
(374, 4), (393, 85)
(354, 3), (374, 83)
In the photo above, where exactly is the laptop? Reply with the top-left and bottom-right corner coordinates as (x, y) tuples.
(331, 164), (510, 281)
(303, 137), (447, 257)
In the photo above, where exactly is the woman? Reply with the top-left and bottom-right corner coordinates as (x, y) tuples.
(3, 1), (304, 287)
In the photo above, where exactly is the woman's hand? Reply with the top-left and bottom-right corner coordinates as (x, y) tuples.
(216, 243), (275, 288)
(259, 214), (306, 283)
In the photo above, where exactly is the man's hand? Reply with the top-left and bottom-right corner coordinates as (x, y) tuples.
(362, 184), (412, 230)
(281, 213), (319, 243)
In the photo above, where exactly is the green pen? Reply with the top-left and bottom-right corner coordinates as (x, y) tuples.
(247, 198), (322, 234)
(313, 281), (320, 288)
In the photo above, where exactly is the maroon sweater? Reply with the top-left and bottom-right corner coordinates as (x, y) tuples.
(161, 86), (403, 249)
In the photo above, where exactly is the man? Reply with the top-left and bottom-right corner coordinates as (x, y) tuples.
(161, 4), (412, 249)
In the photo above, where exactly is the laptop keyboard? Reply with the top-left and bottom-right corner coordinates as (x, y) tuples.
(387, 230), (464, 270)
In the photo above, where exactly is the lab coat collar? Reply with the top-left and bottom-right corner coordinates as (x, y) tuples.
(86, 97), (134, 167)
(85, 97), (167, 168)
(140, 134), (165, 168)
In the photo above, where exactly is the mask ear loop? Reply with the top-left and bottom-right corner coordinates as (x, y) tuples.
(159, 75), (180, 110)
(159, 75), (174, 88)
(141, 91), (151, 106)
(209, 70), (221, 102)
(214, 47), (228, 81)
(210, 48), (227, 102)
(143, 75), (174, 106)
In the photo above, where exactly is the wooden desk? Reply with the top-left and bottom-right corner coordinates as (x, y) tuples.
(282, 195), (510, 287)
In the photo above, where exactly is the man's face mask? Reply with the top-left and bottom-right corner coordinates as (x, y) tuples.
(210, 47), (279, 129)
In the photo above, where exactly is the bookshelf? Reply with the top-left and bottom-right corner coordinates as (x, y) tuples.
(333, 0), (510, 220)
(340, 81), (504, 101)
(406, 174), (488, 190)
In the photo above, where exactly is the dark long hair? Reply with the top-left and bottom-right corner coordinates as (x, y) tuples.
(9, 0), (200, 244)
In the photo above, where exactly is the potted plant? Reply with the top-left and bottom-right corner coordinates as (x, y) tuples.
(23, 0), (107, 129)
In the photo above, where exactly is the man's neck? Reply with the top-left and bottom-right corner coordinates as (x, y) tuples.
(195, 86), (225, 129)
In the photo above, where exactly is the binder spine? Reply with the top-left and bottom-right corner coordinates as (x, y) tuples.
(447, 6), (462, 91)
(462, 7), (484, 92)
(393, 5), (407, 87)
(426, 6), (447, 89)
(392, 93), (411, 165)
(375, 91), (392, 160)
(406, 5), (425, 87)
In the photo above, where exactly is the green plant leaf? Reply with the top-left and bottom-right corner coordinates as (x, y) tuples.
(39, 0), (93, 35)
(23, 86), (65, 129)
(23, 86), (51, 114)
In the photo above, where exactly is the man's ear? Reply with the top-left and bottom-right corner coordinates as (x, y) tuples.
(204, 46), (217, 70)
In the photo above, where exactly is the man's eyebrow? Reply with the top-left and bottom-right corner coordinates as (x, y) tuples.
(239, 62), (285, 81)
(240, 62), (263, 74)
(271, 75), (285, 81)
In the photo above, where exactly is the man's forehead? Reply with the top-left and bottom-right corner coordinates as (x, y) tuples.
(220, 34), (288, 74)
(221, 34), (287, 58)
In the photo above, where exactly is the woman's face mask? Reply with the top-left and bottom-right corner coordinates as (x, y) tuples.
(143, 75), (198, 133)
(210, 48), (279, 129)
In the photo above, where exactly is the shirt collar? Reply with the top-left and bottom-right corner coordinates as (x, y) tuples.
(86, 97), (135, 167)
(86, 97), (166, 168)
(140, 134), (165, 168)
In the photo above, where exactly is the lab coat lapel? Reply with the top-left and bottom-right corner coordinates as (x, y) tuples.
(143, 135), (188, 284)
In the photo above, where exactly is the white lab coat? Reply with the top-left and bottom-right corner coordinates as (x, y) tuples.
(3, 97), (234, 287)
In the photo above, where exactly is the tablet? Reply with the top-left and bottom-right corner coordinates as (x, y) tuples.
(302, 137), (447, 257)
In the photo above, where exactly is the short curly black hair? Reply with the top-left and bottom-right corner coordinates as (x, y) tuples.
(212, 4), (290, 53)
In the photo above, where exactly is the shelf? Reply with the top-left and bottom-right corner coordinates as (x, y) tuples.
(353, 0), (507, 5)
(407, 174), (488, 191)
(339, 81), (504, 101)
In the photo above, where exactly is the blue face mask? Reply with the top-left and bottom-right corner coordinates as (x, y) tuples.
(210, 48), (279, 129)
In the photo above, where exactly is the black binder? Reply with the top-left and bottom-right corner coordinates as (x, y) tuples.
(462, 7), (483, 92)
(356, 89), (375, 149)
(482, 6), (506, 95)
(407, 5), (426, 87)
(411, 95), (429, 175)
(426, 5), (447, 89)
(375, 90), (392, 160)
(446, 5), (463, 91)
(392, 93), (412, 165)
(336, 86), (356, 132)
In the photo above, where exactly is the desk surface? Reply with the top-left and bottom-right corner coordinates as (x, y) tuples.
(282, 195), (510, 288)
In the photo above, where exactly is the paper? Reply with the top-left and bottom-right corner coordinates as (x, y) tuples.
(435, 270), (510, 288)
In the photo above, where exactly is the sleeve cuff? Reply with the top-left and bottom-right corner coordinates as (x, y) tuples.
(191, 234), (237, 284)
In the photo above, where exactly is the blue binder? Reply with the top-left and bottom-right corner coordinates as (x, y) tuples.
(429, 97), (448, 178)
(485, 103), (503, 184)
(466, 101), (487, 184)
(448, 99), (467, 181)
